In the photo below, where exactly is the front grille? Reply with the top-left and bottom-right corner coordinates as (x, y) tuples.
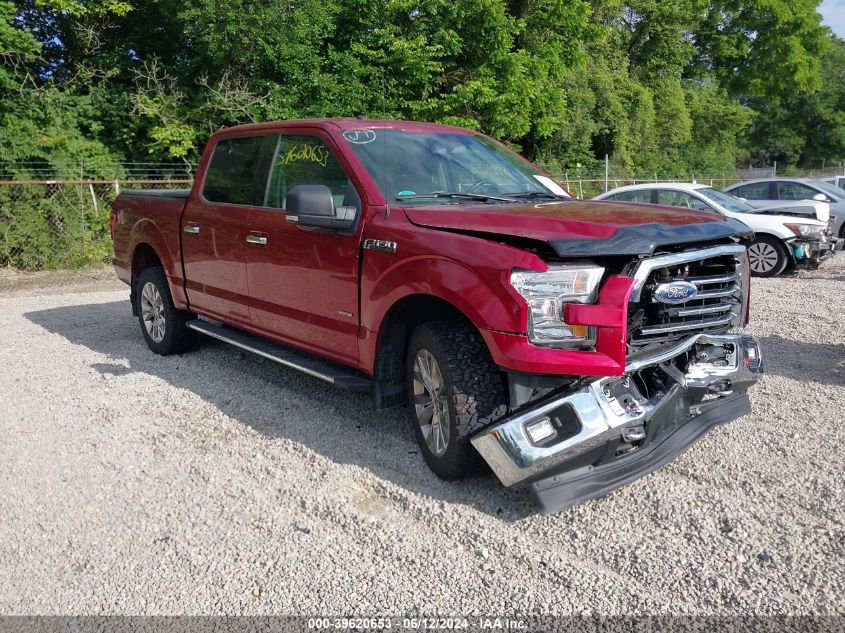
(629, 252), (745, 346)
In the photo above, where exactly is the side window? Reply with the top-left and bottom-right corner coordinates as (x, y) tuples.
(266, 135), (356, 210)
(608, 190), (653, 203)
(733, 182), (771, 200)
(203, 135), (276, 205)
(656, 190), (712, 211)
(777, 182), (818, 201)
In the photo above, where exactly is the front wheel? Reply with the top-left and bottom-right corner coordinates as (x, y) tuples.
(136, 266), (196, 355)
(748, 236), (788, 277)
(406, 321), (508, 480)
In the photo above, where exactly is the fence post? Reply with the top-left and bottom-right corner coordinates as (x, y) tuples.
(604, 155), (609, 193)
(80, 160), (87, 261)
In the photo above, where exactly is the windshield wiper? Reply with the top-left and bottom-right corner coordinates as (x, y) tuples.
(395, 192), (518, 203)
(501, 191), (570, 200)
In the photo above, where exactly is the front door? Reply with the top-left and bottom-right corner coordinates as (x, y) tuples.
(181, 134), (276, 325)
(245, 131), (365, 366)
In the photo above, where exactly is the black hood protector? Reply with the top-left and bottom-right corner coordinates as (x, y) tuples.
(548, 218), (753, 257)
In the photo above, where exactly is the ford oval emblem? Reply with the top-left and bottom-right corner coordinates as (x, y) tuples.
(654, 281), (698, 304)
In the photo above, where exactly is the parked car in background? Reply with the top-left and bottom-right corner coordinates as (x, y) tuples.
(724, 178), (845, 239)
(593, 183), (840, 276)
(819, 176), (845, 190)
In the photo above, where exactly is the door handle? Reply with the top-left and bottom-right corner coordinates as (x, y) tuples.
(246, 234), (268, 246)
(183, 223), (201, 235)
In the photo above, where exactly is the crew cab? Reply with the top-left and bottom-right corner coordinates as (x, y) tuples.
(110, 119), (764, 512)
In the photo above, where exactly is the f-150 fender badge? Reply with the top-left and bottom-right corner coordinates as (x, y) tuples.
(363, 239), (398, 254)
(653, 281), (698, 304)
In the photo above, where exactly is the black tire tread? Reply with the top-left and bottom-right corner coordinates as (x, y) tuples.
(407, 320), (508, 480)
(136, 266), (196, 355)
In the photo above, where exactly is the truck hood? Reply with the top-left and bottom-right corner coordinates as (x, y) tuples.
(403, 201), (752, 257)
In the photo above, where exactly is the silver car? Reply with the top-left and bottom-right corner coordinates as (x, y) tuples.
(820, 176), (845, 189)
(724, 178), (845, 239)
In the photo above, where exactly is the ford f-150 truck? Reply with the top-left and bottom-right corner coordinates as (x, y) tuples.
(110, 118), (763, 512)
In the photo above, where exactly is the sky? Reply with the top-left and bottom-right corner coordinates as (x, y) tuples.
(819, 0), (845, 38)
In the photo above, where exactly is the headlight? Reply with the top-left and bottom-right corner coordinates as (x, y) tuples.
(786, 223), (824, 238)
(510, 264), (605, 347)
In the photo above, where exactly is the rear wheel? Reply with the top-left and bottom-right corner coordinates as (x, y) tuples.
(748, 236), (788, 277)
(136, 266), (196, 355)
(406, 321), (508, 480)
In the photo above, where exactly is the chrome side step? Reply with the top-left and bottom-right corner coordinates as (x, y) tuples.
(187, 320), (371, 392)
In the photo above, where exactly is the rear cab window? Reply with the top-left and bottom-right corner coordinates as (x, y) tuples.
(202, 135), (277, 206)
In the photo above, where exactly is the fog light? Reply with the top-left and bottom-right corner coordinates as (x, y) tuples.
(525, 417), (556, 444)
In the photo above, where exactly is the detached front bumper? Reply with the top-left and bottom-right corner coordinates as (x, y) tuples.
(471, 334), (763, 513)
(792, 236), (842, 267)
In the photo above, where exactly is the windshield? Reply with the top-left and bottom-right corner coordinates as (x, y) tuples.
(813, 181), (845, 199)
(342, 129), (570, 204)
(697, 187), (754, 213)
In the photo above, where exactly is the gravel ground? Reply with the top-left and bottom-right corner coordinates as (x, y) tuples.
(0, 259), (843, 616)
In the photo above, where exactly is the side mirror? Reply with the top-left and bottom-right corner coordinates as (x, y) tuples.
(285, 184), (356, 231)
(812, 193), (830, 203)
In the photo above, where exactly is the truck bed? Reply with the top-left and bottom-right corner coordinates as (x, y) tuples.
(110, 189), (190, 294)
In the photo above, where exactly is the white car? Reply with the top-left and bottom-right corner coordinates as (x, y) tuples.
(593, 183), (838, 276)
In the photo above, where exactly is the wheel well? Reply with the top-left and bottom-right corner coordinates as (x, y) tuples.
(372, 294), (479, 410)
(130, 243), (162, 315)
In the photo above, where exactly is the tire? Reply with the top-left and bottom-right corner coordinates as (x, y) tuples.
(135, 266), (196, 355)
(405, 321), (508, 480)
(747, 235), (788, 277)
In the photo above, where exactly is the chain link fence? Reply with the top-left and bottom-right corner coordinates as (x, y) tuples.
(2, 160), (844, 270)
(0, 178), (191, 269)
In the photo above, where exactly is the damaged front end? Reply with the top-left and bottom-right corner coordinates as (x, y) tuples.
(471, 334), (763, 512)
(472, 243), (765, 513)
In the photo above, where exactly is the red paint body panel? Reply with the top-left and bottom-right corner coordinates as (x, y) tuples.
(180, 197), (253, 325)
(484, 276), (636, 376)
(111, 193), (189, 309)
(109, 118), (734, 381)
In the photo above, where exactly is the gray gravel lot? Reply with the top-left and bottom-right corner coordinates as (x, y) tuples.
(0, 259), (843, 616)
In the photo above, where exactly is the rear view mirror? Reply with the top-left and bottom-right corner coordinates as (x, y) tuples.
(812, 193), (830, 202)
(285, 184), (356, 231)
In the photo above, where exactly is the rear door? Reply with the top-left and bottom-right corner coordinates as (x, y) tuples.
(181, 134), (276, 325)
(244, 130), (365, 365)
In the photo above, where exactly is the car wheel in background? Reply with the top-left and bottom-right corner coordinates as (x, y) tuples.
(747, 236), (788, 277)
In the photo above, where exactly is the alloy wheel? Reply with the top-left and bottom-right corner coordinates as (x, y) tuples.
(412, 349), (450, 456)
(140, 282), (166, 343)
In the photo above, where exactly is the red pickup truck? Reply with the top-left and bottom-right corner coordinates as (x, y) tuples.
(110, 118), (763, 512)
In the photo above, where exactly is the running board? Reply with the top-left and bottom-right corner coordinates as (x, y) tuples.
(187, 320), (372, 392)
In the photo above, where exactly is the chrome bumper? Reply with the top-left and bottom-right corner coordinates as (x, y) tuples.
(471, 334), (763, 491)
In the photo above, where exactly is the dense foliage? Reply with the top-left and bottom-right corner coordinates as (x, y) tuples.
(1, 0), (843, 267)
(3, 0), (843, 173)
